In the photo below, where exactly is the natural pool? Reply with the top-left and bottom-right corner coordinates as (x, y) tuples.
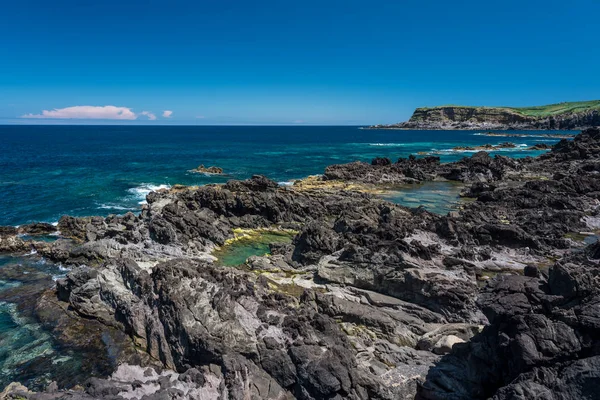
(0, 255), (122, 390)
(0, 255), (68, 389)
(379, 181), (467, 215)
(17, 234), (60, 243)
(212, 230), (296, 266)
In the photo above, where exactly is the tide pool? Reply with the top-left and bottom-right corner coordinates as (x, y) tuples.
(213, 230), (296, 266)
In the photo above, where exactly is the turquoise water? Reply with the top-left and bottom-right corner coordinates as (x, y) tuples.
(0, 255), (65, 389)
(213, 231), (295, 266)
(380, 181), (467, 214)
(0, 255), (122, 390)
(0, 125), (572, 226)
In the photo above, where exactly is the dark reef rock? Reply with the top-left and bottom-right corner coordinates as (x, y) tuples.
(371, 157), (392, 166)
(419, 242), (600, 400)
(192, 164), (224, 174)
(529, 143), (552, 150)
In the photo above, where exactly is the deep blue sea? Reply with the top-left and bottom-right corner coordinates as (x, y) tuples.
(0, 125), (575, 226)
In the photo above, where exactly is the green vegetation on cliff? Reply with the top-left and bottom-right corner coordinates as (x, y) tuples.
(370, 100), (600, 130)
(511, 100), (600, 117)
(418, 100), (600, 118)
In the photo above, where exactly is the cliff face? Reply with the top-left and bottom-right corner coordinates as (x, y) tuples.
(371, 104), (600, 130)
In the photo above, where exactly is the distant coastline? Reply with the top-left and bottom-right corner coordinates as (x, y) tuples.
(368, 100), (600, 130)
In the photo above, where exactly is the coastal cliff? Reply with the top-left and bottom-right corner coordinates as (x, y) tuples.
(370, 100), (600, 130)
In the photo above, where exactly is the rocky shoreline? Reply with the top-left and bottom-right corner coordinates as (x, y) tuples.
(1, 128), (600, 399)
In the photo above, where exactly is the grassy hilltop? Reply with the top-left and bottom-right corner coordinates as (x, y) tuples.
(510, 100), (600, 117)
(417, 100), (600, 118)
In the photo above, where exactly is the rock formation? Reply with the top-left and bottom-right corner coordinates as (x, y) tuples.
(369, 101), (600, 130)
(192, 164), (224, 174)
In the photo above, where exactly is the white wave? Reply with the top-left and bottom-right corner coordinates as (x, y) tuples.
(57, 263), (70, 272)
(98, 203), (137, 211)
(278, 181), (294, 187)
(187, 170), (221, 177)
(472, 132), (573, 139)
(15, 221), (59, 229)
(127, 184), (171, 204)
(434, 146), (539, 154)
(368, 143), (407, 147)
(52, 355), (72, 364)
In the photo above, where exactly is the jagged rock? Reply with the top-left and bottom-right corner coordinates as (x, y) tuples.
(529, 143), (552, 150)
(419, 240), (600, 399)
(371, 157), (392, 166)
(192, 164), (224, 174)
(0, 233), (27, 253)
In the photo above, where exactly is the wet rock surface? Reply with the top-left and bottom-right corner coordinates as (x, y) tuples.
(1, 128), (599, 399)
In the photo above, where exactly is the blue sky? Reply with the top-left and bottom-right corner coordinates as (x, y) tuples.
(1, 0), (598, 125)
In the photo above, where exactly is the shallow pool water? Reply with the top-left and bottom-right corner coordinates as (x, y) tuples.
(213, 231), (295, 266)
(379, 181), (466, 215)
(0, 255), (121, 390)
(18, 234), (60, 243)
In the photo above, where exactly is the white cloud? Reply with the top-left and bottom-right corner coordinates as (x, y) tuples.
(162, 110), (173, 118)
(141, 111), (157, 120)
(21, 105), (137, 120)
(195, 115), (205, 119)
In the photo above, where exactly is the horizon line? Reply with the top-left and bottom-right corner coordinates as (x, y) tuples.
(0, 123), (370, 127)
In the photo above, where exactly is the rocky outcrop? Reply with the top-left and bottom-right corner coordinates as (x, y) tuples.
(323, 156), (442, 185)
(528, 143), (552, 150)
(0, 223), (58, 253)
(450, 142), (517, 151)
(369, 103), (600, 130)
(419, 242), (600, 400)
(53, 257), (474, 399)
(192, 164), (224, 174)
(0, 364), (224, 399)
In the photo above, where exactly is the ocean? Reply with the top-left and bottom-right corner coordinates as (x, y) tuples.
(0, 125), (574, 226)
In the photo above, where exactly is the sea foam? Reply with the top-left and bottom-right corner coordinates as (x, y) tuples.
(127, 184), (171, 204)
(98, 203), (137, 211)
(368, 143), (408, 147)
